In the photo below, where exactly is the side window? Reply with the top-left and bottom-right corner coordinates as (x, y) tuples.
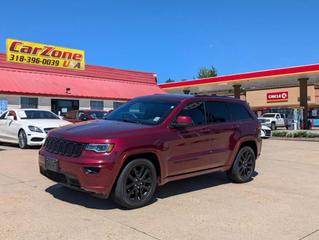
(228, 103), (252, 122)
(177, 101), (205, 126)
(8, 111), (17, 120)
(0, 111), (8, 119)
(205, 101), (231, 124)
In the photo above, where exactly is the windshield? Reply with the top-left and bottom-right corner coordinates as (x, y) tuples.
(258, 119), (267, 123)
(79, 111), (108, 120)
(262, 113), (276, 118)
(19, 110), (60, 119)
(105, 99), (179, 125)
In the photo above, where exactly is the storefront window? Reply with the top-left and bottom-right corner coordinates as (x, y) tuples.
(113, 101), (125, 109)
(21, 97), (38, 109)
(0, 99), (8, 114)
(90, 100), (104, 110)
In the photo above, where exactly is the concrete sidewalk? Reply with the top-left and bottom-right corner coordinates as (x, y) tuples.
(0, 140), (319, 240)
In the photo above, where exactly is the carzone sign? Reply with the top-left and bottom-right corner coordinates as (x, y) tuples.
(267, 91), (289, 102)
(6, 38), (85, 70)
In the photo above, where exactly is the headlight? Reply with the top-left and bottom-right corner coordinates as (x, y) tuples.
(85, 144), (114, 153)
(28, 125), (43, 133)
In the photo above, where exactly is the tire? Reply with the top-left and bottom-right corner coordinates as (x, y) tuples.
(271, 122), (276, 130)
(18, 130), (28, 149)
(112, 158), (157, 209)
(227, 146), (256, 183)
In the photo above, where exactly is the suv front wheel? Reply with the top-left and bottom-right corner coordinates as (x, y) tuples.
(112, 158), (157, 209)
(228, 146), (256, 183)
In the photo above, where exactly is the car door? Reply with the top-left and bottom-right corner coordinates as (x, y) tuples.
(166, 101), (215, 176)
(4, 110), (20, 142)
(204, 101), (236, 167)
(0, 111), (8, 141)
(276, 114), (284, 127)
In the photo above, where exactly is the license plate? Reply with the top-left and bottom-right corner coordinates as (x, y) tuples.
(45, 157), (59, 172)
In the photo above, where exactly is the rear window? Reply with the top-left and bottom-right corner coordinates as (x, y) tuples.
(205, 101), (230, 123)
(228, 103), (252, 122)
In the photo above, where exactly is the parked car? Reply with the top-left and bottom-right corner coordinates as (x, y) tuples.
(260, 125), (272, 138)
(39, 94), (262, 209)
(258, 113), (288, 130)
(0, 109), (70, 149)
(63, 110), (109, 123)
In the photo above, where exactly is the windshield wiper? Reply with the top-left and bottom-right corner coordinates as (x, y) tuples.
(121, 118), (142, 124)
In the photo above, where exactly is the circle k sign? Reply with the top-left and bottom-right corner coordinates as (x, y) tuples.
(267, 91), (289, 102)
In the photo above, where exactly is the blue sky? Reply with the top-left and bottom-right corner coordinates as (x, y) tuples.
(1, 0), (319, 83)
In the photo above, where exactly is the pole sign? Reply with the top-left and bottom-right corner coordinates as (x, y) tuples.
(6, 38), (85, 70)
(267, 91), (288, 102)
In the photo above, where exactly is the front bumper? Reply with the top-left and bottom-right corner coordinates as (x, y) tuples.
(26, 131), (47, 146)
(39, 150), (118, 198)
(261, 129), (272, 138)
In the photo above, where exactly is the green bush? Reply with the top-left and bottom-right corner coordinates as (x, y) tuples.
(272, 131), (319, 138)
(272, 131), (287, 137)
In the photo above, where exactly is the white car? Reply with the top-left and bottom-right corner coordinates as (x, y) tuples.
(0, 109), (70, 149)
(260, 125), (272, 138)
(258, 113), (288, 130)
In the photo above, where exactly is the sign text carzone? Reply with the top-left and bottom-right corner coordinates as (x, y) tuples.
(6, 39), (85, 70)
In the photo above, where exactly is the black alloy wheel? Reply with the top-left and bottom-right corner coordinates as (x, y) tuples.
(228, 146), (256, 183)
(125, 165), (153, 201)
(18, 130), (28, 149)
(112, 158), (157, 209)
(271, 122), (276, 130)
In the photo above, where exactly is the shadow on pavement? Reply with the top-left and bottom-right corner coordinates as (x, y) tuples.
(156, 171), (230, 199)
(0, 142), (41, 150)
(45, 171), (258, 209)
(45, 184), (117, 210)
(156, 171), (258, 199)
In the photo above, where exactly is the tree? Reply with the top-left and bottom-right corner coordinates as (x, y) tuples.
(165, 78), (175, 83)
(197, 66), (217, 79)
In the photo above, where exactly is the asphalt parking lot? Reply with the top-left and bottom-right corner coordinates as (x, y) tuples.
(0, 140), (318, 240)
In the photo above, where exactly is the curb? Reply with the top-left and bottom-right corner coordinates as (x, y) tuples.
(269, 137), (319, 142)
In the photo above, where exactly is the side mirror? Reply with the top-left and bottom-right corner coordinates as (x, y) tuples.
(7, 115), (15, 121)
(171, 116), (193, 128)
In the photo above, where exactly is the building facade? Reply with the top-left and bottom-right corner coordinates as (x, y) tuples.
(159, 64), (319, 128)
(0, 53), (164, 115)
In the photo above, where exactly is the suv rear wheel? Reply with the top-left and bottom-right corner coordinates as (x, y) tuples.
(228, 146), (256, 183)
(112, 158), (157, 209)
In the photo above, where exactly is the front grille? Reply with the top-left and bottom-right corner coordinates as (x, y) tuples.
(44, 137), (86, 157)
(44, 128), (55, 134)
(265, 130), (271, 136)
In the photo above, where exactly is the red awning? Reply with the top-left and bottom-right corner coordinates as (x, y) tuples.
(0, 67), (164, 100)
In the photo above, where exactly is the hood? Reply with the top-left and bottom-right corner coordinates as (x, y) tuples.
(50, 120), (154, 142)
(20, 119), (70, 129)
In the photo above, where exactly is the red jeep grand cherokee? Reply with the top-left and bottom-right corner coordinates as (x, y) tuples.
(39, 94), (262, 208)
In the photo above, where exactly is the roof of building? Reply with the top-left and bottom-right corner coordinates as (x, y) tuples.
(159, 63), (319, 91)
(0, 53), (164, 100)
